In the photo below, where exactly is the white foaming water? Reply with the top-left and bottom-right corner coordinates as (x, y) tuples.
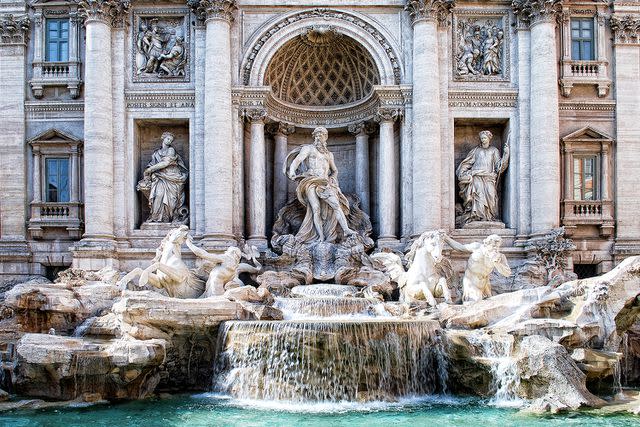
(290, 284), (359, 298)
(274, 296), (387, 320)
(468, 331), (525, 408)
(193, 392), (470, 413)
(212, 319), (448, 402)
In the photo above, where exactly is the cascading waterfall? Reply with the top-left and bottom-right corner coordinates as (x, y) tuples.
(273, 297), (384, 319)
(468, 331), (523, 407)
(212, 319), (447, 402)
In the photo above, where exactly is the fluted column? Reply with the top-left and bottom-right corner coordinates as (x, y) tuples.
(78, 0), (126, 241)
(348, 122), (373, 214)
(376, 109), (400, 242)
(611, 13), (640, 249)
(192, 0), (236, 246)
(406, 0), (453, 236)
(246, 108), (267, 249)
(268, 122), (295, 217)
(513, 0), (563, 234)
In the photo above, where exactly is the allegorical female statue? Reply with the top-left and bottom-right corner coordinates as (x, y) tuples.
(137, 132), (189, 224)
(456, 130), (509, 225)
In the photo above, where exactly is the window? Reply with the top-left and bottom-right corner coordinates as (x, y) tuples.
(571, 18), (594, 61)
(45, 19), (69, 62)
(45, 158), (70, 202)
(573, 156), (598, 201)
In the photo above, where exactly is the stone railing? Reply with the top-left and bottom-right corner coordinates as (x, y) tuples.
(568, 61), (600, 78)
(562, 199), (614, 237)
(28, 201), (83, 239)
(30, 61), (82, 98)
(40, 62), (71, 78)
(559, 59), (610, 97)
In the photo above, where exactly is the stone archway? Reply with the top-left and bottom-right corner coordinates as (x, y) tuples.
(241, 8), (403, 88)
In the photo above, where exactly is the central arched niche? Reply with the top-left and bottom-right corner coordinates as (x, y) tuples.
(264, 27), (381, 107)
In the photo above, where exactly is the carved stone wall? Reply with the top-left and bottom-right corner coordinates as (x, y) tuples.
(453, 10), (510, 81)
(131, 9), (190, 82)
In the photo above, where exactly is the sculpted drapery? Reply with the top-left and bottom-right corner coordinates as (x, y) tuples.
(138, 132), (189, 224)
(285, 127), (355, 244)
(456, 130), (509, 225)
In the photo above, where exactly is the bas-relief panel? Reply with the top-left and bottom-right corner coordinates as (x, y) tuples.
(131, 9), (190, 83)
(452, 10), (510, 82)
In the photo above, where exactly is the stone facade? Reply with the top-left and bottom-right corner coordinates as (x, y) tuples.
(0, 0), (639, 281)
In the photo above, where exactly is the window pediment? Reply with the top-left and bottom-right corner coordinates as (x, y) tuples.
(562, 126), (613, 143)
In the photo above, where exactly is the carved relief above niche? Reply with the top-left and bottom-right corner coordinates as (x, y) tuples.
(131, 9), (189, 83)
(453, 10), (510, 82)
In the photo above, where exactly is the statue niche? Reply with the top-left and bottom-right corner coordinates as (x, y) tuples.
(134, 16), (187, 80)
(265, 127), (374, 284)
(137, 131), (189, 225)
(455, 129), (509, 228)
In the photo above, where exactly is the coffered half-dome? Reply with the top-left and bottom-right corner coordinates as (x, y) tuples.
(265, 27), (381, 107)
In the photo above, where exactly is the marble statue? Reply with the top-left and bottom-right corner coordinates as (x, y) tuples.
(370, 230), (454, 307)
(117, 225), (205, 299)
(443, 234), (512, 303)
(185, 238), (262, 298)
(456, 130), (509, 225)
(117, 226), (262, 299)
(137, 131), (189, 224)
(456, 18), (504, 77)
(285, 126), (356, 243)
(158, 36), (186, 77)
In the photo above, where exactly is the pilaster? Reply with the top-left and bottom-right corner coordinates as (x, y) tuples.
(0, 13), (31, 277)
(610, 9), (640, 258)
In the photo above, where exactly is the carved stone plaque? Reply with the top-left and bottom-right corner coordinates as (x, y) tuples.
(453, 11), (510, 82)
(132, 9), (190, 82)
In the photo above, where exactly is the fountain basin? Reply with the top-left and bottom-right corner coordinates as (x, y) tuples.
(213, 319), (447, 402)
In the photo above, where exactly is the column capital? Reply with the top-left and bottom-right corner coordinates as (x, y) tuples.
(375, 108), (402, 123)
(245, 107), (267, 123)
(610, 15), (640, 45)
(405, 0), (455, 27)
(78, 0), (130, 27)
(511, 0), (564, 27)
(348, 121), (375, 136)
(266, 122), (295, 136)
(189, 0), (236, 24)
(0, 14), (31, 46)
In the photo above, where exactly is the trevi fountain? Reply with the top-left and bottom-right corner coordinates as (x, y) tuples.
(0, 0), (640, 426)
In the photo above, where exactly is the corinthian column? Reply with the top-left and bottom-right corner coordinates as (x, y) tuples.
(246, 108), (267, 249)
(513, 0), (562, 234)
(406, 0), (454, 236)
(268, 122), (295, 217)
(191, 0), (236, 247)
(376, 108), (401, 242)
(348, 122), (373, 214)
(78, 0), (127, 242)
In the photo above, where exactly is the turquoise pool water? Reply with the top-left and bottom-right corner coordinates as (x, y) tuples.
(0, 394), (637, 427)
